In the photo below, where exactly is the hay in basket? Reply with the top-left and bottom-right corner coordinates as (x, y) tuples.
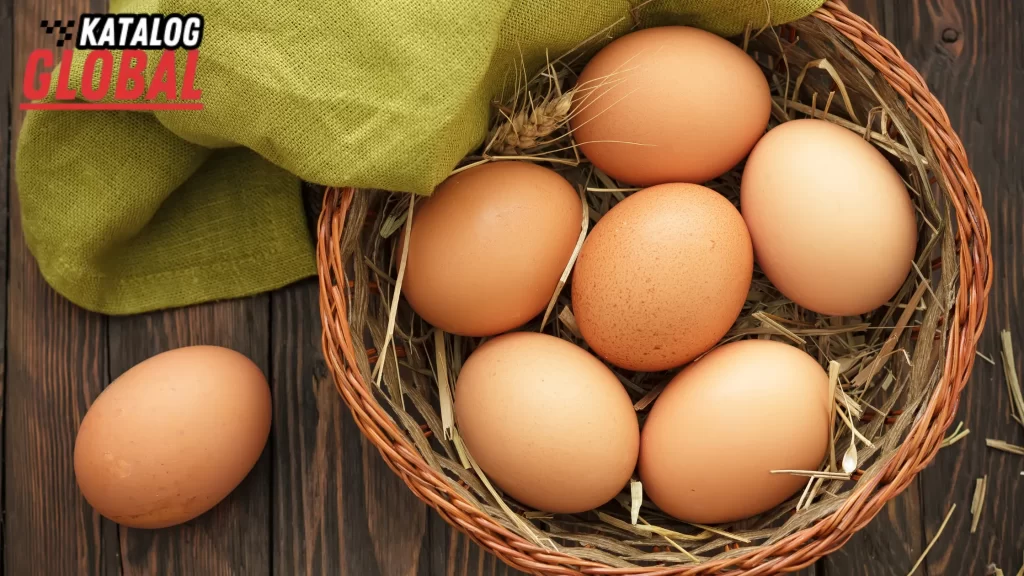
(316, 1), (992, 573)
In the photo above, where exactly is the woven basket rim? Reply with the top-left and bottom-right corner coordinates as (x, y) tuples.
(316, 1), (993, 574)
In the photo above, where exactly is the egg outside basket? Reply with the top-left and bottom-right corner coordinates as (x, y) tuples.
(315, 1), (992, 574)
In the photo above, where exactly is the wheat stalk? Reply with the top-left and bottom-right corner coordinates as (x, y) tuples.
(490, 92), (573, 155)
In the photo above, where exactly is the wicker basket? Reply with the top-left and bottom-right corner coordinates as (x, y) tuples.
(316, 1), (992, 573)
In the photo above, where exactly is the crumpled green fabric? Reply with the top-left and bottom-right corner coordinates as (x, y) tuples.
(16, 0), (824, 315)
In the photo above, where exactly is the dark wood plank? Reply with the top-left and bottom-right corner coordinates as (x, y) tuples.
(0, 0), (12, 567)
(819, 481), (926, 575)
(107, 300), (272, 575)
(437, 529), (527, 576)
(356, 426), (432, 576)
(270, 279), (432, 576)
(271, 281), (344, 575)
(5, 0), (120, 574)
(893, 0), (1024, 574)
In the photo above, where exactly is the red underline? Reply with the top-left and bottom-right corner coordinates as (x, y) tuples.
(20, 102), (204, 111)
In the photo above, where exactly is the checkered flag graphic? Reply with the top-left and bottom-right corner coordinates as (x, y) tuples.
(40, 19), (76, 47)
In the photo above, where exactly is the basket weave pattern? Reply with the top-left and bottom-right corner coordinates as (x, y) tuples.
(316, 2), (992, 574)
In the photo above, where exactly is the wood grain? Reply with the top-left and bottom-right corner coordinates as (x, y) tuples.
(436, 529), (527, 576)
(107, 300), (272, 576)
(5, 0), (120, 574)
(818, 481), (926, 575)
(894, 0), (1024, 574)
(0, 0), (11, 567)
(271, 279), (433, 576)
(271, 281), (344, 575)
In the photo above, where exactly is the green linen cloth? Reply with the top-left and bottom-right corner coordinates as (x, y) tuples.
(16, 0), (824, 315)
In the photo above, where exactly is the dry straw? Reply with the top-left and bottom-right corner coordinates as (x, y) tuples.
(316, 1), (991, 574)
(970, 475), (986, 534)
(941, 420), (969, 447)
(907, 504), (956, 576)
(986, 439), (1024, 456)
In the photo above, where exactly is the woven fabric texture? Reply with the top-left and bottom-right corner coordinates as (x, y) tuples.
(16, 0), (823, 314)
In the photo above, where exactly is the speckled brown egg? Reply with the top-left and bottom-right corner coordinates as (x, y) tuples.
(741, 119), (919, 316)
(74, 346), (271, 529)
(454, 332), (639, 513)
(570, 26), (771, 186)
(401, 161), (582, 337)
(571, 183), (753, 371)
(639, 340), (830, 524)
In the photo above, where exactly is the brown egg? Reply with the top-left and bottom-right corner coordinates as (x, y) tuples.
(74, 346), (271, 529)
(741, 119), (918, 316)
(570, 26), (771, 186)
(401, 161), (581, 337)
(639, 340), (830, 524)
(571, 183), (752, 372)
(454, 332), (639, 513)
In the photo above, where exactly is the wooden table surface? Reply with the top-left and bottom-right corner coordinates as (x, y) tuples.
(3, 0), (1022, 574)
